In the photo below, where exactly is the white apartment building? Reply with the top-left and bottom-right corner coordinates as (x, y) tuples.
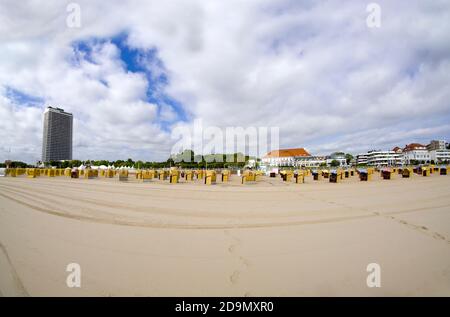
(326, 152), (347, 166)
(427, 140), (446, 151)
(295, 156), (326, 168)
(356, 153), (369, 165)
(262, 140), (448, 168)
(356, 150), (403, 166)
(425, 140), (450, 163)
(367, 150), (403, 166)
(429, 149), (450, 163)
(357, 142), (449, 165)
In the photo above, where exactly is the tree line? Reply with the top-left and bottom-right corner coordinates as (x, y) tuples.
(21, 150), (256, 169)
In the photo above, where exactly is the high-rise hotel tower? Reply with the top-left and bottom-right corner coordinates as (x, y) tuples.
(42, 107), (73, 162)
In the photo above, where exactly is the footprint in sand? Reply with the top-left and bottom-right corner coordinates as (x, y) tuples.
(239, 256), (251, 268)
(228, 244), (237, 254)
(433, 233), (446, 241)
(230, 270), (240, 284)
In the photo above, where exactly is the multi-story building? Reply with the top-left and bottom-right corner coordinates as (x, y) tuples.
(427, 140), (446, 151)
(429, 149), (450, 163)
(262, 148), (345, 168)
(262, 148), (311, 167)
(425, 140), (450, 163)
(403, 143), (430, 164)
(296, 156), (326, 168)
(370, 150), (403, 166)
(42, 106), (73, 162)
(357, 150), (403, 166)
(326, 152), (347, 166)
(356, 153), (369, 165)
(262, 139), (449, 169)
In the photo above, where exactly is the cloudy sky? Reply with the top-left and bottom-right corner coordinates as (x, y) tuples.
(1, 0), (450, 163)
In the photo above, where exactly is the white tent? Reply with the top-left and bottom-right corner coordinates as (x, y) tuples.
(90, 165), (107, 170)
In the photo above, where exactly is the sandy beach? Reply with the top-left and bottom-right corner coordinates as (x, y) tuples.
(0, 172), (449, 296)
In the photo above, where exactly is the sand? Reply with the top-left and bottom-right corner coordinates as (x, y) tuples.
(0, 172), (450, 296)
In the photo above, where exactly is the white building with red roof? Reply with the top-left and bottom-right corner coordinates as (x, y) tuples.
(403, 143), (430, 164)
(262, 148), (313, 167)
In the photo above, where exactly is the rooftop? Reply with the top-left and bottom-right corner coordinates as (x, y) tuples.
(403, 143), (426, 152)
(264, 148), (311, 158)
(45, 106), (73, 116)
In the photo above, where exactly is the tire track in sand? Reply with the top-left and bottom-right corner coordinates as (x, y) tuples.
(0, 242), (29, 296)
(3, 184), (450, 232)
(0, 190), (375, 229)
(300, 192), (450, 246)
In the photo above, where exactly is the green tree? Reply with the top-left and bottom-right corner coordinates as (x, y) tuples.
(126, 158), (134, 166)
(345, 153), (354, 165)
(166, 158), (174, 167)
(330, 159), (340, 167)
(9, 161), (29, 168)
(135, 160), (144, 169)
(70, 160), (82, 168)
(174, 150), (195, 163)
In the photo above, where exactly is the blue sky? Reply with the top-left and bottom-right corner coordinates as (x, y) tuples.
(4, 86), (44, 107)
(72, 34), (188, 130)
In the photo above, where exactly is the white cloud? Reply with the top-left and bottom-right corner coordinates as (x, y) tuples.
(0, 88), (42, 161)
(0, 0), (450, 163)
